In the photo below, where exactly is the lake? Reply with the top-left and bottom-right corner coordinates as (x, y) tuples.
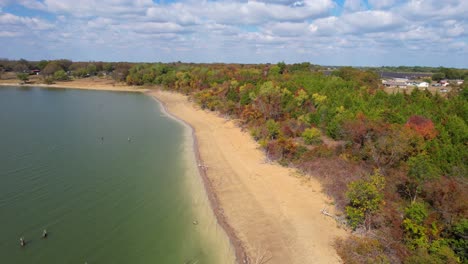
(0, 86), (234, 263)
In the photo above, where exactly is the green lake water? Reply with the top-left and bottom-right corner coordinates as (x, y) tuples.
(0, 87), (234, 264)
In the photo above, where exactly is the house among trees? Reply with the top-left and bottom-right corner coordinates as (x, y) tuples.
(383, 78), (431, 89)
(416, 81), (429, 88)
(382, 78), (409, 88)
(439, 80), (450, 87)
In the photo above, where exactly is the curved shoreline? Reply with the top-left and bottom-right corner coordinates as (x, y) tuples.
(0, 81), (147, 92)
(148, 91), (248, 264)
(1, 82), (245, 263)
(2, 81), (348, 263)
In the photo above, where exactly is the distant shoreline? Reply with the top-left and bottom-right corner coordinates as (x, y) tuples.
(0, 79), (147, 93)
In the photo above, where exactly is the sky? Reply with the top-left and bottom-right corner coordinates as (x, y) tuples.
(0, 0), (467, 67)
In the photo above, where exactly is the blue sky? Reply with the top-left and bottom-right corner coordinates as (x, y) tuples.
(0, 0), (467, 67)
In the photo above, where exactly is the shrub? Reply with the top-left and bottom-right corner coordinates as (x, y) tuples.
(53, 70), (69, 81)
(43, 76), (55, 84)
(335, 236), (390, 264)
(301, 127), (322, 145)
(405, 246), (459, 264)
(266, 119), (280, 139)
(16, 73), (29, 82)
(346, 170), (385, 230)
(448, 219), (468, 262)
(402, 202), (429, 249)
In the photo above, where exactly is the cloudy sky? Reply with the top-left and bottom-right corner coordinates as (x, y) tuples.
(0, 0), (467, 67)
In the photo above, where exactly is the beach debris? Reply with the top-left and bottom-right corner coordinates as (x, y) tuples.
(20, 237), (26, 247)
(42, 229), (48, 238)
(197, 163), (208, 170)
(321, 208), (347, 227)
(248, 245), (272, 264)
(192, 220), (198, 225)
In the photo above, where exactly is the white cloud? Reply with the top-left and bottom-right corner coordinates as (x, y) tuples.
(0, 12), (54, 30)
(184, 0), (335, 25)
(344, 0), (366, 12)
(368, 0), (397, 9)
(146, 3), (201, 25)
(0, 0), (466, 67)
(398, 0), (468, 20)
(310, 10), (404, 35)
(444, 23), (465, 38)
(262, 22), (309, 37)
(344, 10), (404, 32)
(131, 22), (186, 34)
(26, 0), (152, 17)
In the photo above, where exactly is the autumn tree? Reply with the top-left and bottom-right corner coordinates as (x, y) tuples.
(55, 59), (73, 72)
(252, 81), (283, 120)
(42, 61), (63, 76)
(363, 125), (424, 169)
(405, 115), (438, 140)
(112, 62), (131, 82)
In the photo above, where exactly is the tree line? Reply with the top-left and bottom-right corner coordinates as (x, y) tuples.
(123, 62), (467, 264)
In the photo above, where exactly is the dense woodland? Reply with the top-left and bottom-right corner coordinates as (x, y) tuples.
(3, 59), (468, 263)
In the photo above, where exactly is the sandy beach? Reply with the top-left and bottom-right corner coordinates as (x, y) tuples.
(0, 77), (147, 92)
(2, 80), (347, 263)
(151, 90), (347, 264)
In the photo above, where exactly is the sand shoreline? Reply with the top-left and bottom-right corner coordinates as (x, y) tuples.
(149, 93), (248, 263)
(3, 80), (347, 263)
(150, 90), (347, 264)
(0, 80), (147, 92)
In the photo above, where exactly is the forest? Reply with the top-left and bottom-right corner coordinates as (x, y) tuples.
(2, 59), (468, 263)
(126, 62), (468, 264)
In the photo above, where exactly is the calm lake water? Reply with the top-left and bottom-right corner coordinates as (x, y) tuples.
(0, 87), (234, 264)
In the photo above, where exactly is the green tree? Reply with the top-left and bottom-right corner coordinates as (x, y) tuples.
(448, 219), (468, 262)
(266, 119), (280, 139)
(402, 202), (429, 249)
(301, 127), (322, 145)
(407, 154), (440, 203)
(346, 170), (385, 230)
(16, 73), (29, 82)
(86, 64), (97, 76)
(277, 61), (286, 74)
(54, 70), (69, 81)
(37, 60), (49, 70)
(432, 72), (446, 82)
(103, 62), (114, 73)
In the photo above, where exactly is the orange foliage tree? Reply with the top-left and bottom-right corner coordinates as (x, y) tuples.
(405, 115), (438, 140)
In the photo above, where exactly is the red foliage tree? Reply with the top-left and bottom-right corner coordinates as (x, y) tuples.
(405, 115), (438, 140)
